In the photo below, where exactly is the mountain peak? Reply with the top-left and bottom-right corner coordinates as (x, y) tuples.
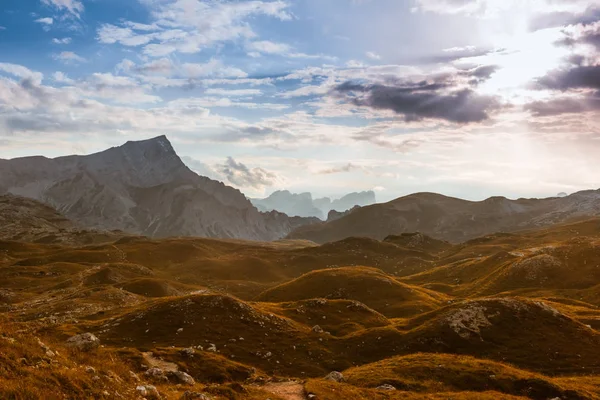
(122, 135), (175, 155)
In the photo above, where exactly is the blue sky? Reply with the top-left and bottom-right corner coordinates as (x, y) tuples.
(1, 0), (599, 201)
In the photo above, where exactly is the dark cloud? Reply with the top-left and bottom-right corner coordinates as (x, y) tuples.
(524, 95), (600, 116)
(333, 78), (501, 123)
(537, 65), (600, 91)
(217, 157), (278, 189)
(529, 6), (600, 31)
(419, 47), (497, 64)
(556, 24), (600, 51)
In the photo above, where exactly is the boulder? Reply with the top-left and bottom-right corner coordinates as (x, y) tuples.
(180, 392), (212, 400)
(324, 371), (344, 382)
(65, 333), (100, 351)
(168, 370), (196, 385)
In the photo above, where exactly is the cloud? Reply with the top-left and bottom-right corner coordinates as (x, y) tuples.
(318, 163), (361, 174)
(41, 0), (84, 18)
(246, 40), (336, 60)
(421, 47), (500, 64)
(366, 51), (381, 60)
(97, 0), (292, 57)
(53, 51), (86, 64)
(77, 73), (161, 104)
(182, 59), (247, 79)
(536, 65), (600, 90)
(35, 17), (54, 26)
(52, 71), (75, 84)
(333, 78), (502, 123)
(204, 88), (262, 97)
(52, 37), (72, 45)
(217, 156), (280, 189)
(133, 58), (174, 75)
(0, 63), (44, 84)
(413, 0), (591, 17)
(525, 95), (600, 116)
(0, 26), (6, 31)
(97, 24), (154, 47)
(556, 21), (600, 51)
(169, 97), (287, 110)
(530, 6), (600, 31)
(247, 40), (291, 54)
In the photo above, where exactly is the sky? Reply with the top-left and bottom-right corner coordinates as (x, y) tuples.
(0, 0), (599, 202)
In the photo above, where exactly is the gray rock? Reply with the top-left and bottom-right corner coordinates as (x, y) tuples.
(180, 347), (196, 357)
(168, 371), (196, 386)
(65, 333), (100, 352)
(180, 392), (212, 400)
(324, 371), (344, 382)
(136, 385), (161, 399)
(312, 325), (324, 333)
(145, 367), (168, 382)
(376, 384), (396, 390)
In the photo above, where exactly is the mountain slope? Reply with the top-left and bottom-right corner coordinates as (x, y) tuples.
(0, 136), (315, 241)
(288, 191), (600, 243)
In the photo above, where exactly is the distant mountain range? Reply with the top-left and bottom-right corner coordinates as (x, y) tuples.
(3, 135), (600, 244)
(0, 136), (317, 241)
(288, 191), (600, 243)
(251, 190), (376, 219)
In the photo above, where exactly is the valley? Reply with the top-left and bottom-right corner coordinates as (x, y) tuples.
(2, 196), (600, 399)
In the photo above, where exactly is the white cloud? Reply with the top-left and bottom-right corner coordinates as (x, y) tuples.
(0, 63), (44, 84)
(0, 26), (6, 31)
(204, 88), (262, 97)
(52, 71), (75, 84)
(41, 0), (84, 18)
(53, 51), (86, 64)
(97, 24), (154, 47)
(413, 0), (591, 17)
(366, 51), (381, 60)
(52, 37), (72, 45)
(97, 0), (293, 57)
(35, 17), (54, 25)
(183, 59), (247, 78)
(169, 97), (287, 110)
(247, 40), (291, 54)
(246, 40), (336, 60)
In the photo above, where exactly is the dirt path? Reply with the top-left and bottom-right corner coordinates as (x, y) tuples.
(261, 382), (307, 400)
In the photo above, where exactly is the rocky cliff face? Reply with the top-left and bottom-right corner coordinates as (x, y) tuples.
(0, 136), (314, 241)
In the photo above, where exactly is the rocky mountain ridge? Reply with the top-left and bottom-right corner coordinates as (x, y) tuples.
(0, 136), (316, 241)
(251, 190), (376, 219)
(288, 190), (600, 243)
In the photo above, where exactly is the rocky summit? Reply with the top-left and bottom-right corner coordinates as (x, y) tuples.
(0, 136), (316, 241)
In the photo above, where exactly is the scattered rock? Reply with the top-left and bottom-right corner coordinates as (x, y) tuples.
(85, 366), (96, 374)
(65, 333), (100, 352)
(180, 347), (196, 357)
(312, 325), (324, 333)
(136, 385), (161, 399)
(180, 392), (212, 400)
(376, 384), (396, 391)
(324, 371), (344, 382)
(168, 370), (196, 386)
(145, 367), (168, 382)
(206, 343), (217, 352)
